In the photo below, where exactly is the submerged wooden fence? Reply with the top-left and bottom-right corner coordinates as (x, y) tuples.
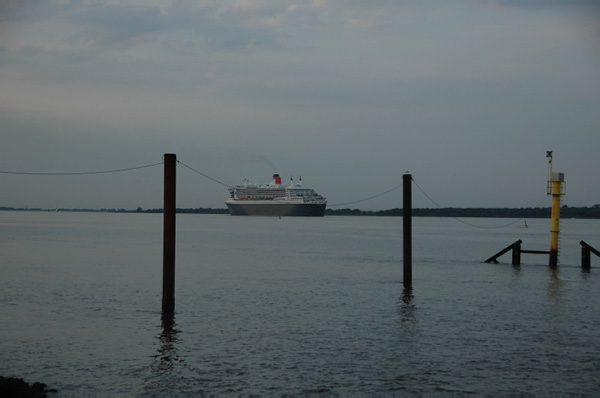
(486, 239), (598, 269)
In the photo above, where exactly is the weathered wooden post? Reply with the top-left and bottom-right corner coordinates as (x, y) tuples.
(162, 154), (177, 314)
(580, 241), (600, 270)
(512, 240), (521, 266)
(403, 173), (412, 288)
(582, 244), (591, 270)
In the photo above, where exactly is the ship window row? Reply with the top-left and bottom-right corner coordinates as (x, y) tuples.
(238, 188), (286, 196)
(288, 189), (316, 197)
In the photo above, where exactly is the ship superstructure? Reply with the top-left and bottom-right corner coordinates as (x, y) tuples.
(226, 174), (327, 216)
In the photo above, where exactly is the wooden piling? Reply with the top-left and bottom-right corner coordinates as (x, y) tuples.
(582, 245), (591, 270)
(162, 154), (177, 314)
(580, 241), (600, 270)
(485, 240), (522, 264)
(403, 173), (412, 288)
(512, 240), (521, 266)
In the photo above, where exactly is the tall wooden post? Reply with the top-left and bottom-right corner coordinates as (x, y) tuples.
(162, 154), (177, 314)
(512, 240), (521, 266)
(580, 241), (599, 270)
(582, 245), (591, 270)
(403, 173), (412, 288)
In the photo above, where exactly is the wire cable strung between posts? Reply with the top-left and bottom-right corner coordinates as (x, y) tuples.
(328, 183), (404, 207)
(176, 162), (404, 208)
(411, 177), (549, 229)
(0, 162), (163, 176)
(178, 161), (233, 188)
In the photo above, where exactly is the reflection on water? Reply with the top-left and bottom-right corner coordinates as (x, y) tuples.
(511, 263), (522, 277)
(2, 213), (600, 395)
(398, 287), (416, 324)
(547, 268), (564, 304)
(157, 313), (180, 371)
(146, 313), (182, 393)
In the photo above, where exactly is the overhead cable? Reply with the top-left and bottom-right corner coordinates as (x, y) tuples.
(178, 161), (233, 188)
(0, 162), (163, 176)
(412, 177), (549, 229)
(328, 183), (403, 207)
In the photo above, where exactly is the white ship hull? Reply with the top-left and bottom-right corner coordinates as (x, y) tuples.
(226, 200), (326, 217)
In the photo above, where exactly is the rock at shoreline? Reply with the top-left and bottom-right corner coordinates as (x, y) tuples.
(0, 377), (56, 397)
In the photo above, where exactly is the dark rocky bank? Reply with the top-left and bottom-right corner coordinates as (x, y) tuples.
(0, 377), (56, 397)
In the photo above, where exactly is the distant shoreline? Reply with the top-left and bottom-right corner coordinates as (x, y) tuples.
(2, 206), (599, 218)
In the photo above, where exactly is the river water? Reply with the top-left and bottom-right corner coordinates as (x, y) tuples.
(1, 212), (599, 395)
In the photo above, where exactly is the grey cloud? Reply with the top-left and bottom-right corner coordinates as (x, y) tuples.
(1, 1), (599, 209)
(0, 0), (66, 22)
(0, 0), (287, 51)
(65, 1), (288, 51)
(495, 0), (600, 9)
(166, 2), (288, 51)
(66, 4), (164, 48)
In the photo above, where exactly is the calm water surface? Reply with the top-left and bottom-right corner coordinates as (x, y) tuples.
(1, 212), (599, 395)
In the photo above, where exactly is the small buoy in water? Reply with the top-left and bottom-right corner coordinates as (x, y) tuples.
(524, 220), (528, 228)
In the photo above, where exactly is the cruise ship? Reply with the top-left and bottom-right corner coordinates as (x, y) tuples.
(225, 174), (327, 216)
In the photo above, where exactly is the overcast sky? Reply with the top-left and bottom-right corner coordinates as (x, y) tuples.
(1, 0), (599, 210)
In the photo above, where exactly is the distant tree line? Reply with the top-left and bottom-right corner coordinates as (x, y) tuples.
(0, 206), (229, 214)
(2, 206), (599, 218)
(325, 206), (600, 218)
(141, 207), (230, 214)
